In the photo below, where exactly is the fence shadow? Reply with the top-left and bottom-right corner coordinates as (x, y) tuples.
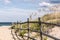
(11, 17), (60, 40)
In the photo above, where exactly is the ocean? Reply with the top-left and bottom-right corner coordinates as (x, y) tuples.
(0, 22), (12, 26)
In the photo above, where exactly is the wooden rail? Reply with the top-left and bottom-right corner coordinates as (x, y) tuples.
(12, 17), (60, 40)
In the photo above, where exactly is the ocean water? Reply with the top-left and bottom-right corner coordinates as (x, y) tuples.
(0, 22), (12, 26)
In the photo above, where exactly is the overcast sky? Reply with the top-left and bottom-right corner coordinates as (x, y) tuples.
(0, 0), (60, 22)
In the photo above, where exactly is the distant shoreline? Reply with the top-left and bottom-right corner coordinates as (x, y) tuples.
(0, 25), (11, 27)
(0, 22), (12, 26)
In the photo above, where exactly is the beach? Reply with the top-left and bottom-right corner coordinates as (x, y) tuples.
(0, 26), (60, 40)
(0, 26), (14, 40)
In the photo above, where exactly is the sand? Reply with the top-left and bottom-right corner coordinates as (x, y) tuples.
(0, 26), (60, 40)
(47, 26), (60, 40)
(0, 26), (14, 40)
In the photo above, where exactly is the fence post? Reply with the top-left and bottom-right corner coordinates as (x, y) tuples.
(38, 17), (42, 40)
(19, 21), (23, 37)
(27, 18), (29, 40)
(15, 21), (18, 29)
(19, 22), (21, 36)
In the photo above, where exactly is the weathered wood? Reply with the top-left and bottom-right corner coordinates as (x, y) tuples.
(12, 17), (60, 40)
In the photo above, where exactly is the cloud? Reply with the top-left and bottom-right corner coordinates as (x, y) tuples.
(23, 0), (39, 3)
(4, 0), (11, 5)
(24, 0), (34, 2)
(0, 8), (36, 22)
(50, 0), (60, 3)
(39, 2), (53, 7)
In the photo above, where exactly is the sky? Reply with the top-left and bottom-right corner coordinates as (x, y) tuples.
(0, 0), (60, 22)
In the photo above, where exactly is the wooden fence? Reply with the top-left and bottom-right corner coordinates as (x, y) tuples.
(11, 17), (60, 40)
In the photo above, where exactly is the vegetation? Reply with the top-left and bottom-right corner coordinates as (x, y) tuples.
(41, 12), (60, 22)
(11, 12), (60, 40)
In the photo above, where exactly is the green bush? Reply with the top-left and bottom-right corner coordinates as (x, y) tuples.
(30, 23), (40, 31)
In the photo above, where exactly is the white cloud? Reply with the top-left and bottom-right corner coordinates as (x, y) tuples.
(4, 0), (11, 5)
(0, 0), (11, 5)
(0, 8), (36, 22)
(24, 0), (34, 1)
(0, 8), (36, 15)
(39, 2), (52, 7)
(23, 0), (36, 3)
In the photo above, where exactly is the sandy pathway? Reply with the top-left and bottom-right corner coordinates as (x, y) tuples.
(47, 26), (60, 40)
(0, 26), (14, 40)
